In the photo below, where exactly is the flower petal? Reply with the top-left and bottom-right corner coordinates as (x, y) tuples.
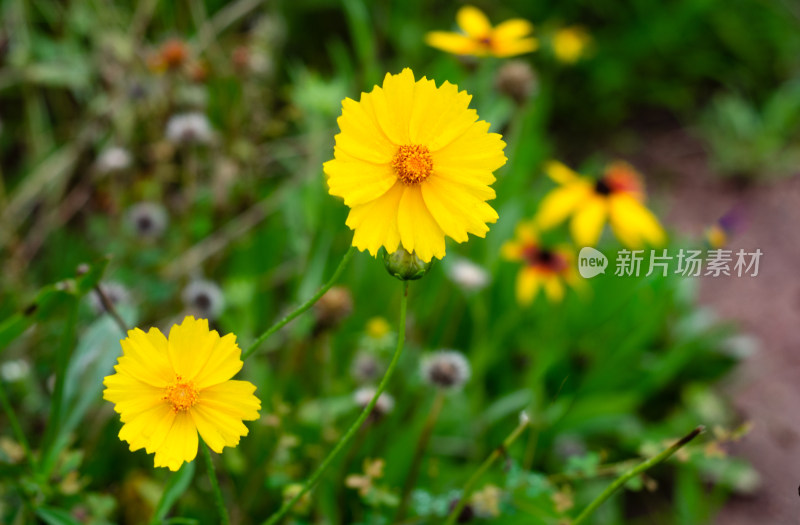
(537, 183), (592, 229)
(492, 18), (534, 41)
(200, 380), (261, 421)
(153, 412), (198, 471)
(369, 69), (415, 145)
(397, 185), (446, 262)
(411, 81), (478, 150)
(457, 5), (492, 38)
(167, 317), (220, 382)
(570, 196), (608, 247)
(193, 333), (244, 390)
(516, 268), (541, 305)
(325, 158), (397, 207)
(608, 194), (666, 248)
(114, 328), (173, 388)
(493, 37), (538, 57)
(424, 31), (481, 55)
(346, 181), (405, 256)
(421, 176), (497, 243)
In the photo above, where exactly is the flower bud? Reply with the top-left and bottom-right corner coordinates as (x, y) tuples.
(382, 248), (432, 281)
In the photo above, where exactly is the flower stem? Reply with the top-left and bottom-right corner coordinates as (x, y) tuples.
(201, 442), (231, 525)
(242, 246), (356, 360)
(571, 426), (705, 525)
(263, 281), (409, 525)
(396, 389), (446, 521)
(443, 415), (530, 525)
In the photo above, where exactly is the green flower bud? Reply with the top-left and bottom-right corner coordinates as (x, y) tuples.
(382, 248), (433, 281)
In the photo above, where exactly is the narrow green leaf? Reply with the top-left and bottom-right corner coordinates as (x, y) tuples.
(151, 461), (197, 524)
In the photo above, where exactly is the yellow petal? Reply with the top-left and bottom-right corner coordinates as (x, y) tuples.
(457, 5), (492, 38)
(167, 317), (222, 382)
(516, 268), (541, 305)
(545, 160), (580, 185)
(191, 404), (247, 453)
(425, 31), (481, 55)
(118, 403), (173, 452)
(334, 96), (395, 161)
(193, 333), (244, 390)
(397, 185), (446, 262)
(413, 81), (477, 150)
(570, 197), (608, 246)
(324, 158), (396, 207)
(608, 194), (666, 248)
(543, 275), (565, 302)
(115, 328), (174, 388)
(536, 183), (591, 229)
(431, 119), (506, 167)
(492, 19), (534, 41)
(153, 412), (198, 471)
(515, 220), (538, 243)
(493, 37), (538, 57)
(346, 181), (405, 256)
(369, 69), (415, 145)
(501, 240), (522, 261)
(421, 176), (497, 244)
(200, 380), (261, 421)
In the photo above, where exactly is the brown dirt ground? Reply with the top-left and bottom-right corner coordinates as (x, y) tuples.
(632, 128), (800, 524)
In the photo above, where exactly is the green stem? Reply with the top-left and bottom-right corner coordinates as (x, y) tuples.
(396, 389), (446, 521)
(0, 379), (36, 472)
(444, 415), (530, 525)
(263, 281), (409, 525)
(242, 246), (356, 360)
(571, 426), (704, 525)
(202, 442), (231, 525)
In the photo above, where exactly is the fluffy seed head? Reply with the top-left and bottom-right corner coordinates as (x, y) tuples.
(313, 286), (353, 331)
(421, 350), (471, 390)
(126, 202), (168, 239)
(350, 352), (383, 384)
(448, 259), (490, 292)
(181, 279), (225, 320)
(495, 60), (537, 104)
(95, 146), (132, 174)
(354, 387), (395, 417)
(165, 112), (214, 145)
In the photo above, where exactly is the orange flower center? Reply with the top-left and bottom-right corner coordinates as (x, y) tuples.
(522, 245), (568, 274)
(392, 145), (433, 185)
(164, 376), (199, 412)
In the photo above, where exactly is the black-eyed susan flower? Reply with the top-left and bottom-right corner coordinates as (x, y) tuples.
(324, 68), (506, 263)
(536, 161), (666, 248)
(501, 221), (580, 305)
(426, 5), (537, 58)
(103, 316), (261, 471)
(551, 26), (591, 64)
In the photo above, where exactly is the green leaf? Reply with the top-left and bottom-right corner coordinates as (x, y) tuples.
(151, 461), (197, 524)
(36, 507), (82, 525)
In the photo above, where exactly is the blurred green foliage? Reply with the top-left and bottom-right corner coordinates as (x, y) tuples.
(0, 0), (787, 523)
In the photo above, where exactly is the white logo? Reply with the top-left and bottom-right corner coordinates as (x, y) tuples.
(578, 247), (608, 278)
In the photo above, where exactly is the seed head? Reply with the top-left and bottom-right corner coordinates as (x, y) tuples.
(350, 352), (383, 384)
(126, 202), (168, 239)
(421, 350), (471, 390)
(95, 146), (132, 174)
(181, 279), (225, 320)
(495, 60), (537, 105)
(165, 112), (214, 145)
(313, 286), (353, 332)
(89, 281), (130, 315)
(354, 387), (395, 419)
(447, 259), (490, 292)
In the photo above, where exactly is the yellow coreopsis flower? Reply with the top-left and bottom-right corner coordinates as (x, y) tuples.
(425, 5), (537, 58)
(324, 68), (506, 263)
(537, 160), (666, 248)
(103, 316), (261, 471)
(552, 26), (591, 64)
(501, 221), (580, 304)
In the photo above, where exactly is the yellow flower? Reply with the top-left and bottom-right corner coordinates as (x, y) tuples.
(501, 221), (580, 305)
(365, 317), (391, 339)
(537, 160), (666, 248)
(324, 68), (506, 263)
(425, 5), (537, 58)
(103, 316), (261, 471)
(552, 26), (591, 64)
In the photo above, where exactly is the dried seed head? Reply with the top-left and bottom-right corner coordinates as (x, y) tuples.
(95, 146), (132, 174)
(350, 352), (383, 384)
(495, 60), (537, 105)
(447, 259), (490, 292)
(313, 286), (353, 331)
(181, 279), (225, 320)
(353, 387), (395, 418)
(165, 112), (214, 145)
(421, 350), (471, 390)
(126, 202), (168, 239)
